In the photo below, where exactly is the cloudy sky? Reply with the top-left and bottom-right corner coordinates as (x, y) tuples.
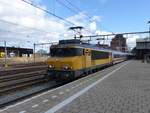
(0, 0), (150, 50)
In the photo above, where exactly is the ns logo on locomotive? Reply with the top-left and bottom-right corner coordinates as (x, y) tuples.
(46, 39), (128, 81)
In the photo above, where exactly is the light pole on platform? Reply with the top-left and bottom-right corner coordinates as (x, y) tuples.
(148, 20), (150, 41)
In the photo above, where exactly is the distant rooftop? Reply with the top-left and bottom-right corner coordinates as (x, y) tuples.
(136, 37), (150, 42)
(136, 37), (150, 49)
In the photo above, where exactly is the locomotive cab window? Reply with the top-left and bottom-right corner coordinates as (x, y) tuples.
(50, 47), (83, 57)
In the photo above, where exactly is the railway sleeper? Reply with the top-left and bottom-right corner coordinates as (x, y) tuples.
(0, 70), (46, 82)
(8, 62), (46, 68)
(0, 79), (46, 94)
(0, 75), (46, 88)
(0, 66), (47, 76)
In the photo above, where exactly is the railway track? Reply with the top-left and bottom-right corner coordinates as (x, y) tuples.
(0, 62), (46, 68)
(0, 80), (62, 108)
(0, 61), (125, 108)
(0, 63), (48, 94)
(0, 70), (47, 94)
(0, 65), (47, 75)
(0, 63), (54, 107)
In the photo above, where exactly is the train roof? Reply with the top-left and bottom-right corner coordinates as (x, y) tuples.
(52, 39), (130, 55)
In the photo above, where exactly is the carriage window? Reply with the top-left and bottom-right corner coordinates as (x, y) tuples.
(91, 50), (109, 60)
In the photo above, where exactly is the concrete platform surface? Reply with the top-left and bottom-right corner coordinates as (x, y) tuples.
(1, 60), (150, 113)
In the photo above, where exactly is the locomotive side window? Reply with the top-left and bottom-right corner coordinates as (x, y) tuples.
(50, 48), (83, 57)
(91, 50), (109, 60)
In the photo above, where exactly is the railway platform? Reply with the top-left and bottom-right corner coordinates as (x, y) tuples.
(1, 60), (150, 113)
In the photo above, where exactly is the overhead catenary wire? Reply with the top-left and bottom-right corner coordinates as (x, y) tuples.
(0, 19), (63, 46)
(53, 0), (91, 36)
(55, 0), (79, 15)
(0, 0), (115, 40)
(21, 0), (115, 38)
(55, 0), (102, 38)
(1, 0), (114, 35)
(64, 0), (81, 12)
(83, 31), (149, 38)
(58, 0), (92, 21)
(65, 0), (93, 21)
(56, 0), (114, 35)
(64, 0), (115, 34)
(20, 0), (95, 42)
(21, 0), (77, 26)
(0, 1), (67, 36)
(56, 0), (91, 23)
(0, 0), (78, 35)
(0, 19), (64, 35)
(0, 28), (28, 35)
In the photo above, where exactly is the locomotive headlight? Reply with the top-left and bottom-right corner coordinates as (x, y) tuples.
(62, 65), (70, 70)
(49, 65), (55, 69)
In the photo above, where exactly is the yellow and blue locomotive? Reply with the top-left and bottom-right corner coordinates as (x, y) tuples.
(46, 39), (127, 80)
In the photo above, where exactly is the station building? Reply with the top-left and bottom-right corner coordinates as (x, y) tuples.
(136, 38), (150, 60)
(111, 34), (127, 52)
(0, 46), (33, 58)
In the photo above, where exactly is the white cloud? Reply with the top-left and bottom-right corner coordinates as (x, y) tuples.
(92, 15), (101, 22)
(126, 34), (147, 49)
(0, 0), (104, 52)
(66, 12), (88, 26)
(90, 21), (97, 31)
(126, 35), (138, 49)
(0, 0), (67, 47)
(0, 0), (138, 51)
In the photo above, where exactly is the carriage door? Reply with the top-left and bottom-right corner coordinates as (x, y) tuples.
(84, 48), (91, 68)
